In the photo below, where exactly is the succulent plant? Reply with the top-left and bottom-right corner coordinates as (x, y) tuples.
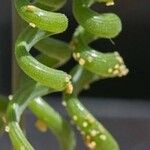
(0, 0), (128, 149)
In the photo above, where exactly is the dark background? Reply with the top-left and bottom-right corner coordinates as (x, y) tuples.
(0, 0), (150, 99)
(0, 0), (11, 95)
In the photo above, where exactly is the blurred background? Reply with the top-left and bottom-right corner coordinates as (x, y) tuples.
(0, 0), (150, 99)
(0, 0), (150, 150)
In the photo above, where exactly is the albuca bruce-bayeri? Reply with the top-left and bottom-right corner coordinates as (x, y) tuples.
(0, 0), (128, 149)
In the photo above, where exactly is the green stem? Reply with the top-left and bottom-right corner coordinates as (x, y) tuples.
(7, 0), (75, 147)
(0, 95), (9, 133)
(64, 95), (119, 150)
(7, 80), (50, 149)
(71, 0), (128, 78)
(29, 97), (76, 150)
(73, 0), (121, 38)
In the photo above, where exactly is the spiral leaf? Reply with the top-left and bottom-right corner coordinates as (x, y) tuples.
(4, 0), (128, 149)
(6, 0), (75, 149)
(63, 0), (129, 150)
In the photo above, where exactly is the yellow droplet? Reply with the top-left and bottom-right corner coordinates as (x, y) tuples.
(100, 134), (107, 141)
(113, 70), (119, 75)
(76, 52), (80, 58)
(8, 95), (13, 101)
(86, 135), (91, 140)
(27, 5), (35, 11)
(114, 64), (120, 69)
(82, 121), (88, 128)
(65, 76), (70, 82)
(62, 101), (67, 107)
(86, 114), (95, 123)
(114, 51), (119, 56)
(5, 126), (10, 132)
(87, 141), (96, 150)
(106, 1), (115, 6)
(108, 68), (113, 73)
(65, 82), (73, 94)
(119, 65), (129, 76)
(122, 68), (129, 76)
(72, 53), (77, 60)
(35, 120), (47, 132)
(79, 58), (85, 66)
(73, 115), (78, 121)
(90, 129), (98, 137)
(116, 56), (124, 64)
(29, 23), (36, 28)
